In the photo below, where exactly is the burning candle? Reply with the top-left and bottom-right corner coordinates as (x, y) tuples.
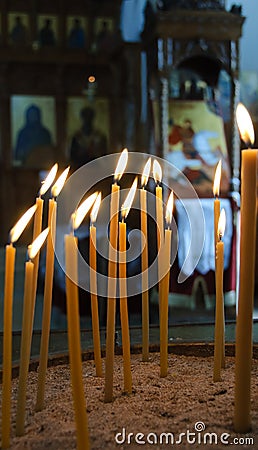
(31, 164), (58, 330)
(16, 228), (49, 437)
(153, 159), (164, 250)
(160, 191), (173, 378)
(234, 103), (258, 433)
(140, 158), (151, 362)
(153, 159), (164, 329)
(1, 205), (37, 448)
(104, 148), (128, 403)
(90, 193), (103, 377)
(36, 167), (70, 412)
(213, 208), (226, 382)
(213, 159), (225, 369)
(119, 177), (138, 393)
(65, 194), (97, 450)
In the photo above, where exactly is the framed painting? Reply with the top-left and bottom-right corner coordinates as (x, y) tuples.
(8, 12), (30, 46)
(240, 71), (258, 122)
(37, 15), (58, 47)
(154, 99), (231, 195)
(92, 17), (114, 53)
(66, 97), (109, 169)
(11, 95), (56, 169)
(66, 16), (87, 49)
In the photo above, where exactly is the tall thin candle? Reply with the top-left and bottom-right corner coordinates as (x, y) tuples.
(65, 193), (97, 450)
(31, 163), (58, 334)
(213, 209), (226, 382)
(160, 191), (173, 378)
(16, 229), (49, 437)
(234, 103), (258, 432)
(36, 167), (70, 412)
(140, 158), (151, 362)
(90, 193), (103, 377)
(1, 205), (37, 448)
(119, 177), (137, 393)
(153, 159), (164, 250)
(104, 149), (128, 403)
(213, 160), (225, 369)
(65, 234), (89, 450)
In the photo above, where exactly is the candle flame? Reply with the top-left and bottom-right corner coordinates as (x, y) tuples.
(72, 192), (98, 230)
(90, 192), (102, 224)
(217, 208), (226, 239)
(141, 157), (151, 188)
(121, 177), (138, 220)
(51, 166), (70, 198)
(9, 204), (37, 244)
(39, 163), (58, 196)
(28, 227), (49, 260)
(153, 159), (162, 184)
(165, 191), (174, 226)
(213, 159), (222, 197)
(236, 103), (255, 146)
(114, 148), (128, 182)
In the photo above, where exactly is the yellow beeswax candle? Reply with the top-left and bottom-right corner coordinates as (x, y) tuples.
(89, 223), (103, 377)
(15, 260), (34, 437)
(140, 158), (151, 362)
(35, 198), (57, 411)
(213, 209), (226, 382)
(1, 244), (16, 448)
(160, 191), (173, 378)
(119, 220), (132, 393)
(36, 166), (69, 411)
(104, 148), (128, 403)
(104, 182), (119, 402)
(2, 204), (37, 448)
(16, 228), (49, 437)
(65, 234), (90, 450)
(118, 177), (137, 393)
(31, 164), (58, 335)
(234, 104), (258, 433)
(30, 196), (43, 330)
(213, 160), (225, 369)
(140, 188), (149, 362)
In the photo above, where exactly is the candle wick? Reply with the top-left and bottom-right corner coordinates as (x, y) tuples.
(26, 249), (31, 262)
(69, 218), (75, 236)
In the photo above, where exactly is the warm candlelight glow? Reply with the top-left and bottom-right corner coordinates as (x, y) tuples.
(39, 163), (58, 196)
(88, 75), (96, 83)
(153, 159), (162, 184)
(9, 205), (37, 244)
(72, 192), (99, 230)
(141, 157), (151, 188)
(28, 228), (49, 260)
(213, 160), (222, 197)
(165, 191), (174, 226)
(236, 103), (255, 146)
(90, 192), (102, 224)
(121, 177), (138, 220)
(114, 148), (128, 182)
(51, 166), (70, 198)
(218, 208), (226, 240)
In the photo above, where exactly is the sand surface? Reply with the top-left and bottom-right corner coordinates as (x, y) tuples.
(1, 352), (257, 449)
